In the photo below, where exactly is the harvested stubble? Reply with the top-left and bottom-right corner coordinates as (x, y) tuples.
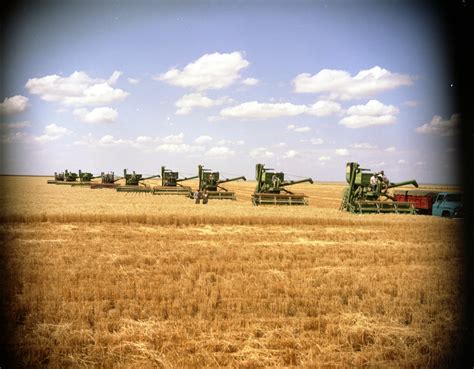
(0, 176), (464, 368)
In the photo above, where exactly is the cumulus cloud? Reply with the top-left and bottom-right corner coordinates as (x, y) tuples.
(128, 78), (140, 84)
(242, 78), (259, 86)
(318, 155), (331, 161)
(99, 135), (127, 146)
(335, 148), (349, 156)
(175, 93), (230, 114)
(287, 124), (310, 132)
(404, 100), (419, 107)
(194, 135), (213, 144)
(205, 146), (235, 158)
(157, 52), (249, 91)
(308, 100), (342, 116)
(34, 123), (71, 142)
(385, 146), (396, 152)
(73, 107), (118, 123)
(249, 147), (275, 159)
(415, 113), (460, 136)
(0, 95), (29, 115)
(25, 71), (129, 107)
(156, 143), (205, 154)
(398, 159), (407, 164)
(283, 150), (298, 159)
(339, 100), (399, 128)
(217, 139), (245, 146)
(293, 66), (413, 100)
(161, 133), (184, 144)
(220, 101), (307, 120)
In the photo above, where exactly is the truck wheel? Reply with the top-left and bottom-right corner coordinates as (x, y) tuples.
(441, 211), (451, 218)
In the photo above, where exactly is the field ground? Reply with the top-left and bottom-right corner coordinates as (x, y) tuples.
(0, 176), (465, 367)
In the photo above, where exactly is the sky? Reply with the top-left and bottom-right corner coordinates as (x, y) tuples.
(0, 0), (461, 184)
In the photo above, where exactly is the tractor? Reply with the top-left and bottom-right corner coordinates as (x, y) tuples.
(252, 163), (313, 205)
(192, 165), (246, 200)
(339, 162), (419, 214)
(152, 166), (198, 195)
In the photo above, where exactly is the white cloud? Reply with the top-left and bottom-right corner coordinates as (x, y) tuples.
(310, 138), (324, 145)
(25, 71), (129, 107)
(318, 155), (331, 161)
(287, 124), (311, 132)
(249, 147), (275, 159)
(398, 159), (407, 164)
(2, 121), (31, 130)
(308, 100), (342, 116)
(283, 150), (298, 159)
(73, 107), (118, 123)
(161, 133), (184, 144)
(274, 142), (287, 148)
(242, 78), (259, 86)
(194, 135), (213, 144)
(339, 100), (399, 128)
(175, 93), (230, 114)
(415, 113), (460, 136)
(385, 146), (396, 152)
(128, 78), (140, 84)
(220, 101), (308, 120)
(350, 142), (378, 149)
(205, 146), (235, 158)
(335, 148), (349, 156)
(156, 143), (204, 153)
(157, 52), (249, 91)
(34, 123), (71, 142)
(293, 66), (413, 100)
(99, 134), (127, 146)
(0, 95), (29, 115)
(217, 139), (245, 146)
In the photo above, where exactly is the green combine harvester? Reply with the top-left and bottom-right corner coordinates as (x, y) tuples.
(340, 162), (419, 214)
(193, 165), (246, 200)
(90, 172), (121, 189)
(47, 171), (65, 184)
(152, 166), (198, 195)
(116, 169), (160, 193)
(252, 163), (313, 205)
(48, 169), (79, 185)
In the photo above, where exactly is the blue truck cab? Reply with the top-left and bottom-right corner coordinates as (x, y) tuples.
(432, 192), (463, 218)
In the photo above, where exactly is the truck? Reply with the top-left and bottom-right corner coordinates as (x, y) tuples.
(431, 192), (463, 218)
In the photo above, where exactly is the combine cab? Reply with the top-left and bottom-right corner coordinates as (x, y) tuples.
(116, 169), (160, 193)
(340, 162), (418, 214)
(90, 172), (120, 189)
(252, 164), (313, 205)
(193, 165), (246, 200)
(152, 166), (197, 195)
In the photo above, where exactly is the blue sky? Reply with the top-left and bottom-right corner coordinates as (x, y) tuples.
(0, 1), (460, 183)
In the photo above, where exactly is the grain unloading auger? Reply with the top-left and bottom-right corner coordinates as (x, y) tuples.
(90, 172), (121, 189)
(193, 165), (246, 200)
(115, 169), (160, 193)
(339, 162), (419, 214)
(252, 163), (313, 205)
(152, 166), (198, 195)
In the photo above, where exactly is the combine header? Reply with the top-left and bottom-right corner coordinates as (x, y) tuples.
(339, 162), (419, 214)
(116, 169), (160, 193)
(90, 172), (120, 189)
(252, 164), (313, 205)
(194, 165), (246, 200)
(152, 166), (197, 195)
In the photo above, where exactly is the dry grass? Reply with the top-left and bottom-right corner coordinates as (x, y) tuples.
(0, 176), (464, 368)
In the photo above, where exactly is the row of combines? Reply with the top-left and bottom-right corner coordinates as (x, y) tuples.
(47, 162), (432, 214)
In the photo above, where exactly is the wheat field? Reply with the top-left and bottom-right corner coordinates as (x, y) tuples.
(0, 176), (464, 368)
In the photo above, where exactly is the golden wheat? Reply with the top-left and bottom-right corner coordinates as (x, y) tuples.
(0, 176), (463, 367)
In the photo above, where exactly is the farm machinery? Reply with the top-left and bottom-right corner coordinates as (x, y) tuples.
(115, 169), (160, 193)
(47, 171), (65, 184)
(152, 166), (198, 195)
(339, 162), (419, 214)
(192, 165), (246, 200)
(90, 172), (121, 189)
(251, 164), (313, 205)
(48, 169), (79, 185)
